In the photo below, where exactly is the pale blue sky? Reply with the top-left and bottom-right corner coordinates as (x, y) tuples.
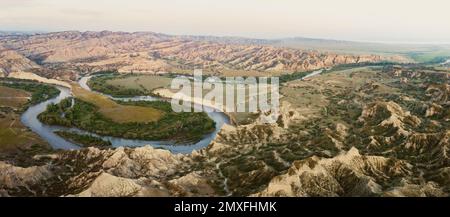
(1, 0), (449, 43)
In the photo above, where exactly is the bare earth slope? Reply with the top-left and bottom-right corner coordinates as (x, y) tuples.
(0, 45), (40, 77)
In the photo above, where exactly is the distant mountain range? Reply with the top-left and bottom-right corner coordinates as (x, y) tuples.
(2, 30), (449, 62)
(0, 31), (408, 78)
(0, 31), (46, 36)
(186, 34), (450, 59)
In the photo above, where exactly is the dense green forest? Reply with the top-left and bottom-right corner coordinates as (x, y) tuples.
(39, 98), (215, 143)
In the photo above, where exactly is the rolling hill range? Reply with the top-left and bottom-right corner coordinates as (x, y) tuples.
(0, 31), (407, 78)
(0, 45), (40, 77)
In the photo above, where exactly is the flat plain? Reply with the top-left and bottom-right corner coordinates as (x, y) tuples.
(71, 84), (164, 123)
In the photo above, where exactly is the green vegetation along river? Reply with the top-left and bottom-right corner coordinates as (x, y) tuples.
(19, 76), (230, 153)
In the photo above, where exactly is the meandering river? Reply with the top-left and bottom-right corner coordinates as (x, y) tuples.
(20, 76), (230, 154)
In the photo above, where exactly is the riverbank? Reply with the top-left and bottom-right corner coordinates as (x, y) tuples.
(54, 131), (112, 148)
(38, 97), (216, 142)
(0, 79), (60, 161)
(11, 73), (230, 153)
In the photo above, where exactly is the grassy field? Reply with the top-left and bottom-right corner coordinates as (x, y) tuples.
(0, 80), (61, 109)
(0, 112), (47, 151)
(106, 75), (173, 92)
(0, 85), (49, 152)
(88, 74), (173, 97)
(72, 84), (164, 123)
(0, 86), (30, 108)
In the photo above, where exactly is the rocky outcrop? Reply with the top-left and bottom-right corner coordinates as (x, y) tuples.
(383, 181), (447, 197)
(426, 84), (449, 104)
(0, 146), (219, 197)
(75, 173), (145, 197)
(359, 101), (421, 137)
(254, 147), (416, 197)
(425, 103), (444, 117)
(73, 170), (216, 197)
(0, 161), (53, 194)
(275, 101), (306, 128)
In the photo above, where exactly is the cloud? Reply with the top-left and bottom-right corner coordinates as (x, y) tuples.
(1, 0), (37, 8)
(59, 8), (103, 18)
(0, 0), (449, 43)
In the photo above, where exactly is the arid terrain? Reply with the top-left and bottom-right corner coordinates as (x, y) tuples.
(0, 31), (449, 197)
(0, 31), (408, 78)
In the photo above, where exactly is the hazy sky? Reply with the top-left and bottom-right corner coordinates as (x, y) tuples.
(1, 0), (449, 43)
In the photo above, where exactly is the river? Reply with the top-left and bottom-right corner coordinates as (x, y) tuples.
(20, 76), (230, 154)
(301, 69), (323, 80)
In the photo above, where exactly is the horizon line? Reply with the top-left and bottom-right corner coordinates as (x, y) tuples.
(1, 29), (450, 46)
